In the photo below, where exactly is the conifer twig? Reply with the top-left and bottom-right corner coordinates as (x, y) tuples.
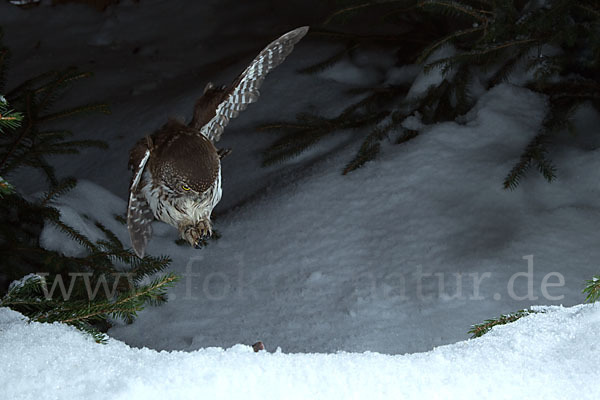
(417, 0), (488, 22)
(0, 91), (33, 170)
(324, 0), (406, 25)
(417, 25), (484, 64)
(583, 276), (600, 303)
(59, 274), (179, 325)
(469, 309), (538, 338)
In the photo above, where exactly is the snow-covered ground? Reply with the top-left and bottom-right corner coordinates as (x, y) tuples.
(2, 304), (599, 399)
(2, 0), (600, 397)
(37, 83), (600, 355)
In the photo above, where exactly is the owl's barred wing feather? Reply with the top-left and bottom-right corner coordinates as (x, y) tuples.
(128, 192), (153, 258)
(127, 149), (153, 258)
(200, 26), (309, 142)
(127, 28), (308, 257)
(130, 148), (150, 191)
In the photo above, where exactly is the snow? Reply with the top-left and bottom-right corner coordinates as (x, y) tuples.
(39, 180), (129, 258)
(318, 58), (381, 86)
(405, 44), (456, 100)
(2, 0), (600, 397)
(1, 304), (599, 399)
(6, 273), (42, 291)
(40, 83), (594, 355)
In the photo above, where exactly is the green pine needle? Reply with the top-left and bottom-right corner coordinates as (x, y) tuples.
(583, 276), (600, 303)
(469, 309), (539, 338)
(0, 95), (23, 133)
(0, 175), (14, 197)
(0, 35), (177, 344)
(289, 0), (600, 182)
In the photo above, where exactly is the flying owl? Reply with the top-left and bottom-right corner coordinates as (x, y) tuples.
(127, 27), (309, 258)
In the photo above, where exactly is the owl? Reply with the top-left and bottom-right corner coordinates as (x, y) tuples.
(127, 26), (309, 258)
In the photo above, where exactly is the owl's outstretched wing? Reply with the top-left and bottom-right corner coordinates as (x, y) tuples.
(127, 147), (153, 258)
(195, 26), (309, 143)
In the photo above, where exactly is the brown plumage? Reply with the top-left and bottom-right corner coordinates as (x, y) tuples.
(127, 26), (309, 258)
(150, 122), (219, 193)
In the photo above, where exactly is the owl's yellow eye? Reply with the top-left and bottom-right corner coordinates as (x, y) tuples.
(182, 184), (191, 191)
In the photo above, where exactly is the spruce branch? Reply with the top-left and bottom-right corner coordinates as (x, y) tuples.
(114, 214), (127, 225)
(0, 96), (22, 196)
(34, 69), (93, 97)
(34, 69), (87, 116)
(0, 68), (109, 182)
(343, 123), (393, 174)
(2, 213), (178, 342)
(0, 91), (34, 171)
(575, 3), (600, 19)
(503, 133), (555, 190)
(583, 276), (600, 303)
(417, 0), (489, 23)
(0, 102), (23, 133)
(427, 39), (538, 74)
(264, 0), (600, 182)
(309, 29), (409, 44)
(58, 273), (179, 325)
(469, 309), (539, 338)
(299, 42), (359, 74)
(261, 109), (389, 166)
(396, 127), (419, 144)
(0, 34), (177, 345)
(40, 177), (77, 206)
(46, 210), (98, 252)
(45, 139), (108, 151)
(487, 49), (528, 88)
(4, 70), (59, 100)
(416, 25), (484, 64)
(37, 102), (111, 123)
(323, 0), (407, 25)
(10, 272), (175, 343)
(0, 175), (14, 196)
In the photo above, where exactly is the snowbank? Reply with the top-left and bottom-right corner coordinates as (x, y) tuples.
(1, 305), (598, 399)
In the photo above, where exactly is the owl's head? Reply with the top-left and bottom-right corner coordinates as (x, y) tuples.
(151, 131), (220, 197)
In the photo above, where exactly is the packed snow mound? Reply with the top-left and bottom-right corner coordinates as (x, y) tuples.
(1, 304), (599, 399)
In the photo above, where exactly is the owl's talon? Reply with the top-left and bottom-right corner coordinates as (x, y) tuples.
(181, 220), (213, 248)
